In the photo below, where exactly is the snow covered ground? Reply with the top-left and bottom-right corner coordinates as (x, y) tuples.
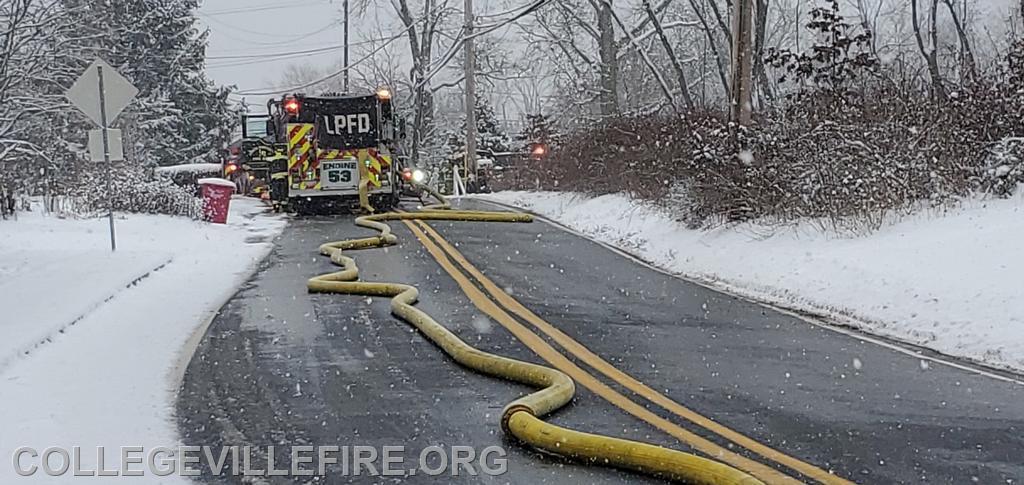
(0, 197), (285, 482)
(476, 191), (1024, 374)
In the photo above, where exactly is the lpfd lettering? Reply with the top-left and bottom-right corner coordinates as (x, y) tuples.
(324, 114), (371, 135)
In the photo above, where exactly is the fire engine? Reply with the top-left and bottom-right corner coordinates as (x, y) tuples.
(259, 88), (401, 213)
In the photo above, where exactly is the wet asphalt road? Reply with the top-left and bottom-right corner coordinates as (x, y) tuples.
(177, 198), (1024, 484)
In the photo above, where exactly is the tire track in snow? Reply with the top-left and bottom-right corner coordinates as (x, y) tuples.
(0, 257), (173, 373)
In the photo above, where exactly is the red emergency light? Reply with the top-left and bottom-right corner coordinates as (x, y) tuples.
(283, 98), (300, 115)
(530, 143), (547, 159)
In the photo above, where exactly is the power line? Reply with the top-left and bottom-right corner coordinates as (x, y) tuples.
(201, 18), (339, 48)
(207, 50), (341, 69)
(474, 0), (547, 24)
(208, 44), (348, 60)
(235, 20), (422, 96)
(198, 12), (288, 37)
(206, 34), (400, 69)
(202, 1), (328, 16)
(230, 0), (550, 97)
(416, 0), (552, 91)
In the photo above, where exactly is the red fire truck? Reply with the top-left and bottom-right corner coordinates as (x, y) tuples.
(261, 88), (401, 214)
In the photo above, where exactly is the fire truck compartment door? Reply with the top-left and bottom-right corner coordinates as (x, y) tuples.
(320, 158), (359, 190)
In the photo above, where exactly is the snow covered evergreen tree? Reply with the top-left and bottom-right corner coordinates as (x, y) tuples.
(0, 0), (236, 215)
(56, 0), (236, 167)
(448, 99), (511, 157)
(474, 100), (510, 156)
(516, 113), (560, 151)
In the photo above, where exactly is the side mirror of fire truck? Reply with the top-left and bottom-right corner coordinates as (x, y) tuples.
(398, 118), (407, 140)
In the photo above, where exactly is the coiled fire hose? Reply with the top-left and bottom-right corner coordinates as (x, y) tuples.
(307, 188), (764, 484)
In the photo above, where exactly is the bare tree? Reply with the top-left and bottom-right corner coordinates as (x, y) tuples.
(642, 0), (695, 109)
(753, 0), (775, 104)
(604, 0), (679, 113)
(516, 0), (618, 118)
(689, 0), (731, 99)
(911, 0), (946, 99)
(939, 0), (976, 80)
(392, 0), (455, 166)
(0, 0), (76, 179)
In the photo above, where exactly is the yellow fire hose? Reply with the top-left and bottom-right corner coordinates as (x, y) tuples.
(307, 189), (764, 485)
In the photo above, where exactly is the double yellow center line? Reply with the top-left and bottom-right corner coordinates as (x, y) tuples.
(401, 219), (854, 485)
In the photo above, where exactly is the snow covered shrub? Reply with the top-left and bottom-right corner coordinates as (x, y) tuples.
(976, 41), (1024, 196)
(543, 99), (983, 230)
(537, 38), (1023, 230)
(981, 138), (1024, 196)
(69, 164), (201, 218)
(540, 112), (729, 201)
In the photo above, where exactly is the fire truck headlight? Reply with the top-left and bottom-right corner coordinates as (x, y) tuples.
(411, 169), (426, 183)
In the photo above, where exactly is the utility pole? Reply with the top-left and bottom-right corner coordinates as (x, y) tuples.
(730, 0), (754, 126)
(343, 0), (350, 92)
(464, 0), (477, 186)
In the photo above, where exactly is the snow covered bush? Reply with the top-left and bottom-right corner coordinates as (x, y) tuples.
(981, 138), (1024, 196)
(69, 165), (201, 218)
(534, 112), (729, 201)
(540, 109), (964, 229)
(532, 36), (1024, 231)
(976, 41), (1024, 196)
(540, 89), (1017, 230)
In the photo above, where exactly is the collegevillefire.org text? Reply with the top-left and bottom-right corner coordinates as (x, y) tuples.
(11, 445), (508, 478)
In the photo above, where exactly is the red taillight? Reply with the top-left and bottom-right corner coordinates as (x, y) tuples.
(225, 163), (238, 174)
(284, 98), (300, 114)
(401, 168), (413, 181)
(531, 143), (547, 158)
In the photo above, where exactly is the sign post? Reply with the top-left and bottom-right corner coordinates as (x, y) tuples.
(65, 59), (138, 252)
(98, 66), (115, 251)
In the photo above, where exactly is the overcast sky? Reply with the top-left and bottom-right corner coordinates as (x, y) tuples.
(197, 0), (1022, 121)
(198, 0), (357, 109)
(196, 0), (539, 134)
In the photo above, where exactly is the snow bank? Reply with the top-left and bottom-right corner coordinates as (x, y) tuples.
(154, 162), (222, 175)
(197, 177), (236, 188)
(478, 190), (1024, 373)
(0, 197), (286, 483)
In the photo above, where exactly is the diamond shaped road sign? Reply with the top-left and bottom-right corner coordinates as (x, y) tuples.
(65, 58), (138, 127)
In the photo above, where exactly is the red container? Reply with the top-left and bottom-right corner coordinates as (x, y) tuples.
(198, 178), (236, 224)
